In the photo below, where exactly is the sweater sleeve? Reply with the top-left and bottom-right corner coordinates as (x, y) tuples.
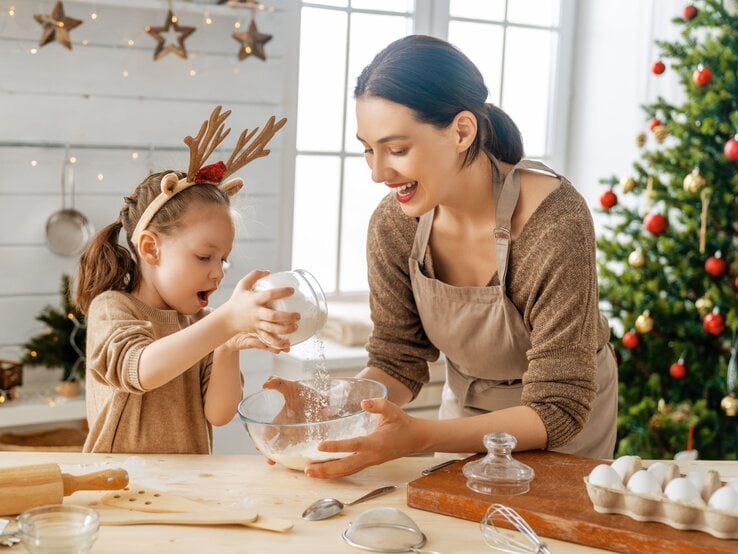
(516, 193), (602, 449)
(365, 196), (440, 399)
(85, 292), (155, 394)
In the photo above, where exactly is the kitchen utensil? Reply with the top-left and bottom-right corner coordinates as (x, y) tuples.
(462, 433), (534, 496)
(302, 485), (397, 521)
(252, 269), (328, 346)
(45, 160), (94, 257)
(341, 507), (441, 553)
(238, 377), (387, 471)
(100, 487), (292, 532)
(0, 464), (128, 516)
(18, 505), (98, 554)
(421, 459), (461, 476)
(480, 503), (551, 553)
(97, 509), (258, 526)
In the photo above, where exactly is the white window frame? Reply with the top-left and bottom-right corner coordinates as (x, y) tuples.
(289, 0), (577, 299)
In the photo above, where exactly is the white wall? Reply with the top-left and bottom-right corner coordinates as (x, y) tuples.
(0, 0), (299, 453)
(566, 0), (683, 215)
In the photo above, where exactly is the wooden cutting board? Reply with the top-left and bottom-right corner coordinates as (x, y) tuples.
(407, 450), (738, 554)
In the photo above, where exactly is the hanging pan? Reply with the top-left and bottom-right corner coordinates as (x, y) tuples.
(45, 160), (94, 257)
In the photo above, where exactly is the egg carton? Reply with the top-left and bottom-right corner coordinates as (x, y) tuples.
(584, 456), (738, 539)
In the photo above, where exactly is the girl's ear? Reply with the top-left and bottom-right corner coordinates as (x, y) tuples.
(453, 110), (478, 153)
(137, 230), (160, 265)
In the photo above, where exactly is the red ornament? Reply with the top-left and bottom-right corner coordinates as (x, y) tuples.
(683, 4), (698, 20)
(692, 65), (713, 86)
(648, 117), (662, 130)
(669, 360), (687, 379)
(643, 212), (668, 235)
(599, 190), (618, 210)
(703, 311), (726, 335)
(725, 136), (738, 161)
(194, 161), (227, 184)
(622, 331), (640, 350)
(705, 254), (727, 278)
(734, 276), (738, 289)
(651, 61), (666, 75)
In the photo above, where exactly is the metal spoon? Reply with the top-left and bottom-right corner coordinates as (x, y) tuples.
(301, 485), (397, 521)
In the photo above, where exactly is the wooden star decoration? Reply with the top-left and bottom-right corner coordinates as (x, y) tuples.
(145, 9), (196, 61)
(33, 1), (83, 50)
(232, 19), (272, 61)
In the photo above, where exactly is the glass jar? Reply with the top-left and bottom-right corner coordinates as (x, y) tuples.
(252, 269), (328, 346)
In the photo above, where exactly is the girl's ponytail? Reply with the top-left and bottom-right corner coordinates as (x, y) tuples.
(75, 218), (137, 314)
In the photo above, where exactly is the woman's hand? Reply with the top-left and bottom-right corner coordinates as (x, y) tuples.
(225, 270), (300, 350)
(304, 398), (425, 479)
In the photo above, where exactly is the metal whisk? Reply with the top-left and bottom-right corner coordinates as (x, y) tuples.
(480, 504), (552, 554)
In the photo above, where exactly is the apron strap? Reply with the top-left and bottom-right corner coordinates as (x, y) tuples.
(492, 157), (561, 287)
(410, 209), (434, 263)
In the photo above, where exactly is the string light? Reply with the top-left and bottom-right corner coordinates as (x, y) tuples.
(189, 69), (197, 77)
(131, 152), (139, 160)
(82, 39), (89, 46)
(8, 6), (15, 17)
(96, 173), (104, 181)
(69, 156), (77, 164)
(234, 20), (241, 29)
(30, 160), (38, 167)
(122, 69), (129, 77)
(90, 12), (98, 20)
(127, 39), (135, 46)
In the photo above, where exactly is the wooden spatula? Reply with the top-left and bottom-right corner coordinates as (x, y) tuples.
(100, 487), (293, 532)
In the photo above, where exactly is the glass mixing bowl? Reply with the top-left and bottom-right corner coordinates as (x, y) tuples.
(238, 377), (387, 470)
(18, 505), (99, 554)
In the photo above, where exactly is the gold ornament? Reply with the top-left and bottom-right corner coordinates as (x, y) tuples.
(145, 9), (196, 61)
(695, 296), (714, 316)
(636, 132), (647, 148)
(635, 310), (654, 334)
(232, 18), (272, 61)
(628, 248), (645, 268)
(683, 167), (705, 194)
(33, 1), (82, 50)
(652, 125), (668, 144)
(721, 393), (738, 417)
(620, 176), (636, 192)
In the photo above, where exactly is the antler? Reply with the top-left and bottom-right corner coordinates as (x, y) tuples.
(184, 105), (232, 181)
(222, 115), (288, 180)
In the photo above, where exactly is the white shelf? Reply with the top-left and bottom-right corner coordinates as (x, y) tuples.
(0, 368), (86, 430)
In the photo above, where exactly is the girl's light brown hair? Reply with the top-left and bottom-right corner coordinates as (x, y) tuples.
(75, 170), (231, 313)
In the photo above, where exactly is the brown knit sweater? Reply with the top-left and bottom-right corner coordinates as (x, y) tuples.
(366, 180), (611, 449)
(83, 291), (213, 454)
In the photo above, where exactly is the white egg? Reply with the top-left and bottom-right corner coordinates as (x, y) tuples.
(727, 477), (738, 493)
(646, 462), (669, 487)
(627, 470), (661, 496)
(687, 470), (706, 491)
(664, 477), (700, 503)
(588, 464), (623, 488)
(708, 485), (738, 511)
(610, 455), (638, 481)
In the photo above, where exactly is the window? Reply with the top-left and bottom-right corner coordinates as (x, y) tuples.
(292, 0), (574, 296)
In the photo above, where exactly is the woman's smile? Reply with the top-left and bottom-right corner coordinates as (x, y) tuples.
(386, 181), (418, 203)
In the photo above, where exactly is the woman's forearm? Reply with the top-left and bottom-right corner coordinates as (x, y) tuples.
(356, 366), (414, 405)
(415, 405), (548, 453)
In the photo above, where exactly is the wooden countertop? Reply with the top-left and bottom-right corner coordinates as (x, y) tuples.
(1, 452), (737, 553)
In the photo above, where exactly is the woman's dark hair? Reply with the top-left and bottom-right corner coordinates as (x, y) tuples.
(354, 34), (523, 166)
(75, 171), (231, 313)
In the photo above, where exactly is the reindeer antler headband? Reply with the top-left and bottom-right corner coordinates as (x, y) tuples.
(132, 105), (287, 246)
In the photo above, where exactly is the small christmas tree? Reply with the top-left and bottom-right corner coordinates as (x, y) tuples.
(597, 1), (738, 459)
(22, 274), (86, 382)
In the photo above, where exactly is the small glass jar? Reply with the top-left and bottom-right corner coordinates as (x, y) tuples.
(252, 269), (328, 346)
(18, 504), (99, 554)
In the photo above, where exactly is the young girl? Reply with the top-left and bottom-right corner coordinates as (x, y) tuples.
(76, 107), (298, 454)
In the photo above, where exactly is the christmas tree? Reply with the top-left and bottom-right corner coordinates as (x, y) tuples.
(597, 1), (738, 460)
(22, 274), (86, 382)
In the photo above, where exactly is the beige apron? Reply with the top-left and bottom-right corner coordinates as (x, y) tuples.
(408, 157), (617, 459)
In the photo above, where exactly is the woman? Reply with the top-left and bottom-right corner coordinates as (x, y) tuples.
(270, 35), (617, 478)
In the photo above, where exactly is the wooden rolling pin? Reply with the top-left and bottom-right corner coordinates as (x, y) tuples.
(0, 463), (129, 516)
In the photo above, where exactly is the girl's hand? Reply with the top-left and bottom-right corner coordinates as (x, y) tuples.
(223, 332), (289, 354)
(303, 398), (424, 479)
(226, 270), (300, 348)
